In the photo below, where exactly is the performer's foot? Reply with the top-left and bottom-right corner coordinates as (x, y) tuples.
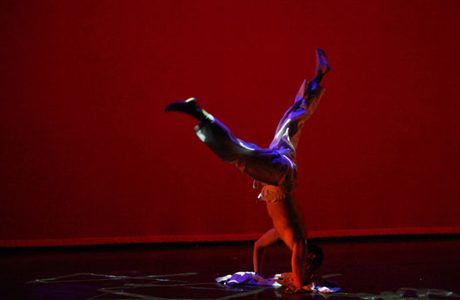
(165, 97), (198, 113)
(164, 97), (201, 117)
(165, 97), (212, 122)
(306, 48), (331, 94)
(315, 48), (331, 77)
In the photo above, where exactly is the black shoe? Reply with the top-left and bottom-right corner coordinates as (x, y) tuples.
(164, 97), (208, 122)
(305, 49), (330, 95)
(164, 97), (199, 113)
(316, 48), (331, 76)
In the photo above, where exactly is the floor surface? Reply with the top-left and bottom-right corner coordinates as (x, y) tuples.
(1, 236), (459, 299)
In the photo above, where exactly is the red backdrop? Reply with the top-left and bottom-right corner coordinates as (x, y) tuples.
(1, 0), (459, 247)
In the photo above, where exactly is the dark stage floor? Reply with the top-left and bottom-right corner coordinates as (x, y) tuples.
(1, 236), (459, 300)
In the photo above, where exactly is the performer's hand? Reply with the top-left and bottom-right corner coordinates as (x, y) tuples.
(253, 273), (264, 283)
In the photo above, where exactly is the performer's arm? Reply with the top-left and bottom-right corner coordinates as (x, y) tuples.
(253, 228), (279, 275)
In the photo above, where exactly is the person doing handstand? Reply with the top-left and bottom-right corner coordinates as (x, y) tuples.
(165, 49), (330, 289)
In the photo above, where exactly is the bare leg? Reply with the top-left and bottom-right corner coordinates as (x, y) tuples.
(253, 228), (280, 275)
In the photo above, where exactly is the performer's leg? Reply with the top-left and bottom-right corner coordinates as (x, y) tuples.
(165, 97), (256, 162)
(195, 119), (293, 185)
(253, 228), (280, 275)
(165, 98), (291, 185)
(270, 48), (330, 150)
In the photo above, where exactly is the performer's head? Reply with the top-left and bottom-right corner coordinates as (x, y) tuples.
(307, 243), (324, 271)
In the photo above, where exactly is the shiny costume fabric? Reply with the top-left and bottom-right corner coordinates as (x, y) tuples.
(194, 80), (324, 202)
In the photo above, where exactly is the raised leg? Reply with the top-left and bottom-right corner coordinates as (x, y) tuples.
(253, 228), (280, 275)
(270, 49), (330, 150)
(166, 98), (292, 185)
